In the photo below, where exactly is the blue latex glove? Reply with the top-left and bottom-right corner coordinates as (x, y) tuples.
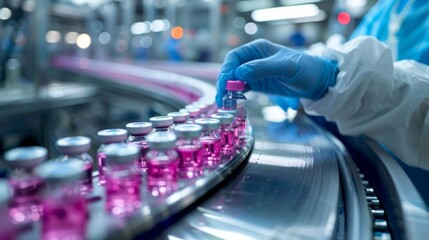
(216, 39), (339, 107)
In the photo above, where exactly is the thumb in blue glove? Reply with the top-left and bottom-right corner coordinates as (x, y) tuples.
(216, 39), (338, 107)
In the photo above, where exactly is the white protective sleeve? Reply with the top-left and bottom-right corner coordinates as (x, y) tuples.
(302, 36), (429, 170)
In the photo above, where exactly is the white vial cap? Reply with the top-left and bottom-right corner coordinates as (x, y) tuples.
(147, 132), (177, 150)
(210, 113), (234, 124)
(149, 116), (174, 128)
(194, 118), (220, 131)
(217, 109), (237, 117)
(4, 146), (47, 169)
(104, 143), (140, 165)
(97, 129), (127, 144)
(191, 102), (209, 111)
(56, 136), (91, 155)
(180, 108), (200, 117)
(35, 159), (85, 185)
(174, 124), (202, 139)
(167, 112), (189, 123)
(126, 122), (153, 136)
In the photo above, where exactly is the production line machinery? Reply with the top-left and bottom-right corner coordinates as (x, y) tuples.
(1, 56), (428, 240)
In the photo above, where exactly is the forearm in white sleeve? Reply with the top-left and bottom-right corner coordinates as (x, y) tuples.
(302, 36), (429, 170)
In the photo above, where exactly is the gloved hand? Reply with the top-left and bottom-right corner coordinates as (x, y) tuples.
(216, 39), (339, 107)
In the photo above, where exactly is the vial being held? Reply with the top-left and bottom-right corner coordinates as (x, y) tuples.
(168, 111), (189, 127)
(174, 124), (204, 179)
(146, 132), (179, 196)
(4, 147), (46, 224)
(194, 118), (221, 167)
(97, 129), (128, 185)
(35, 160), (88, 240)
(210, 113), (235, 156)
(217, 109), (240, 147)
(126, 122), (153, 173)
(179, 108), (200, 123)
(222, 80), (247, 134)
(56, 136), (93, 195)
(103, 144), (141, 216)
(149, 116), (174, 132)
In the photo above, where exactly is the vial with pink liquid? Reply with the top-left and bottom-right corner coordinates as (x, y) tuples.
(180, 108), (200, 123)
(146, 132), (179, 196)
(56, 136), (93, 195)
(186, 102), (209, 117)
(97, 129), (128, 185)
(150, 116), (174, 132)
(217, 109), (240, 147)
(3, 146), (46, 224)
(103, 144), (141, 216)
(222, 80), (247, 135)
(0, 180), (16, 240)
(168, 111), (189, 126)
(174, 124), (204, 178)
(210, 113), (235, 156)
(126, 122), (153, 173)
(35, 160), (88, 240)
(194, 118), (221, 167)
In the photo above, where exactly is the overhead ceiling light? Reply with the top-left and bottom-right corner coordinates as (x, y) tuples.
(266, 10), (327, 25)
(237, 0), (274, 12)
(251, 4), (320, 22)
(280, 0), (322, 5)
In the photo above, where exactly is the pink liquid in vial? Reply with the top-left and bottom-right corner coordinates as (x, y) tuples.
(237, 117), (246, 136)
(147, 159), (178, 196)
(177, 146), (203, 179)
(97, 152), (106, 185)
(41, 196), (87, 240)
(232, 124), (240, 147)
(105, 173), (141, 216)
(80, 162), (93, 195)
(8, 177), (44, 224)
(130, 141), (149, 173)
(200, 137), (221, 166)
(219, 129), (235, 155)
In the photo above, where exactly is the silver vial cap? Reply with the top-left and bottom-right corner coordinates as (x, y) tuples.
(147, 132), (177, 150)
(126, 122), (153, 136)
(174, 124), (202, 138)
(150, 116), (174, 128)
(190, 102), (209, 111)
(97, 129), (127, 144)
(104, 143), (140, 165)
(35, 159), (85, 185)
(217, 109), (237, 117)
(180, 108), (200, 117)
(4, 146), (47, 169)
(167, 112), (189, 123)
(56, 136), (91, 155)
(194, 118), (220, 131)
(210, 113), (234, 124)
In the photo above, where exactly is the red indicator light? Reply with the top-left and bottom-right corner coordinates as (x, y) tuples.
(338, 12), (351, 25)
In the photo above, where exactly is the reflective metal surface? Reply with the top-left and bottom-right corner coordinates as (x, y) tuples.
(157, 109), (344, 240)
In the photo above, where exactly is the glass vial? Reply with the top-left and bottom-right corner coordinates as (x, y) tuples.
(174, 124), (204, 178)
(35, 160), (88, 240)
(194, 118), (221, 167)
(222, 80), (247, 134)
(4, 146), (46, 224)
(56, 136), (93, 195)
(167, 111), (189, 126)
(146, 132), (179, 196)
(97, 129), (128, 185)
(210, 113), (235, 156)
(186, 102), (209, 118)
(126, 122), (153, 173)
(179, 108), (200, 123)
(217, 109), (240, 147)
(103, 144), (141, 216)
(149, 116), (174, 132)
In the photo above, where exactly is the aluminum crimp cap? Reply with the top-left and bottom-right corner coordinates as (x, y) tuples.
(150, 116), (174, 128)
(190, 102), (209, 111)
(179, 108), (200, 117)
(210, 113), (234, 124)
(174, 124), (202, 138)
(97, 129), (128, 144)
(126, 122), (153, 136)
(194, 118), (221, 131)
(35, 159), (86, 185)
(146, 132), (177, 150)
(103, 143), (140, 165)
(4, 146), (47, 169)
(56, 136), (91, 155)
(217, 109), (237, 117)
(168, 112), (189, 123)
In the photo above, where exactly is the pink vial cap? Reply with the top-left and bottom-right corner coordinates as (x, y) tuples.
(226, 80), (245, 91)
